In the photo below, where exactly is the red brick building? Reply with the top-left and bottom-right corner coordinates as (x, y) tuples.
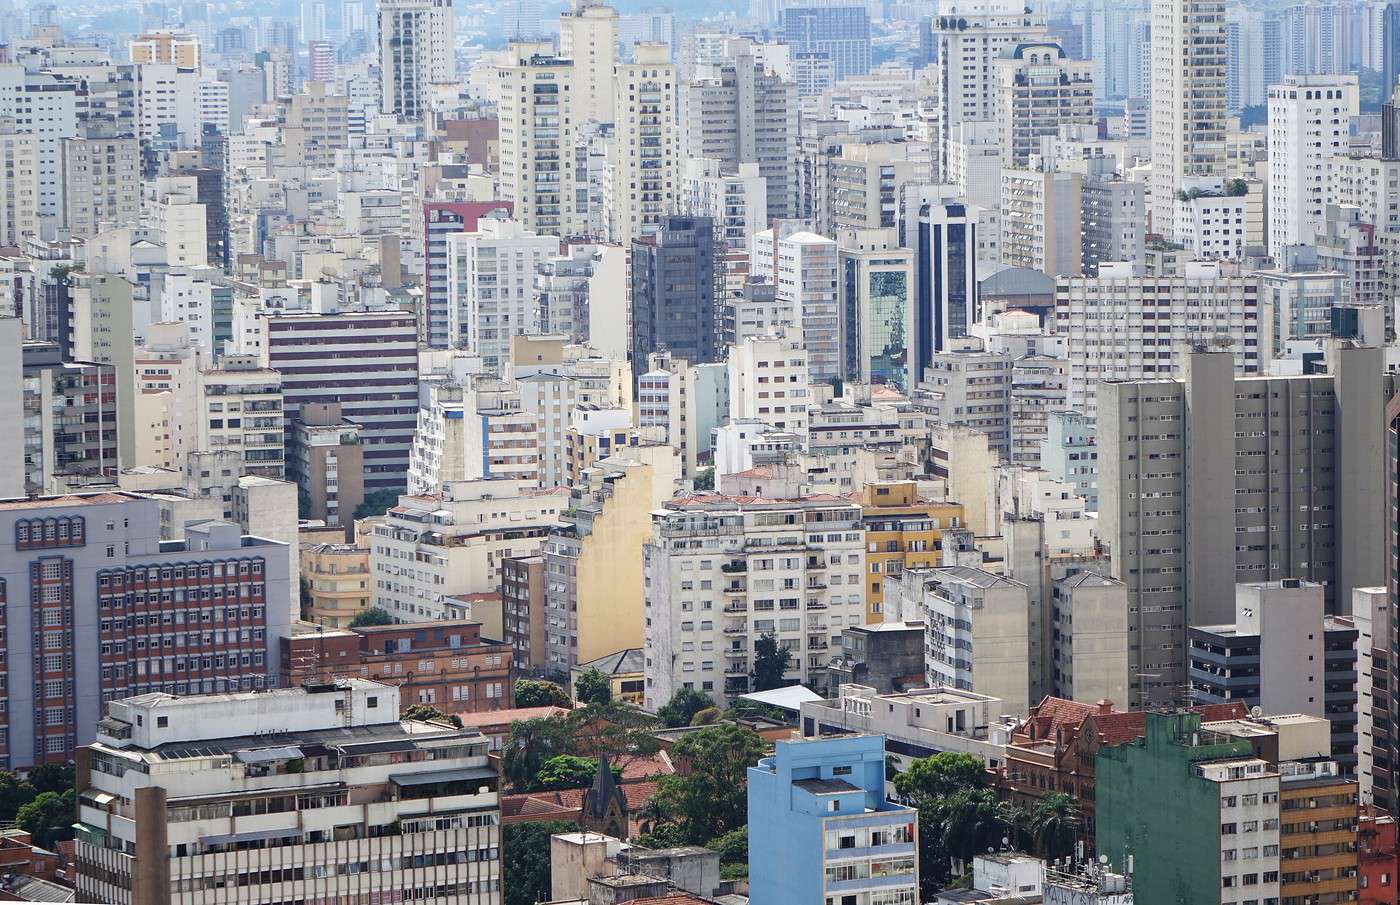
(280, 620), (513, 715)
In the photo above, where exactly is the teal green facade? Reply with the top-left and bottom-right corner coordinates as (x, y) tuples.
(1095, 712), (1255, 905)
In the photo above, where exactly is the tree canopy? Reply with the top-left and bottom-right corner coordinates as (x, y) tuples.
(515, 679), (572, 709)
(403, 704), (462, 728)
(656, 687), (714, 728)
(349, 606), (394, 628)
(353, 488), (402, 521)
(647, 724), (767, 844)
(574, 668), (612, 705)
(750, 632), (792, 692)
(502, 820), (576, 905)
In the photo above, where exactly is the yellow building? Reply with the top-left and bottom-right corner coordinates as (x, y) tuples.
(300, 542), (372, 628)
(129, 30), (201, 68)
(857, 481), (965, 623)
(547, 446), (679, 679)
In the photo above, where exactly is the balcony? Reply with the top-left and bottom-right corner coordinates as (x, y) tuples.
(723, 603), (747, 614)
(720, 561), (747, 573)
(725, 647), (747, 658)
(725, 662), (750, 675)
(723, 624), (747, 636)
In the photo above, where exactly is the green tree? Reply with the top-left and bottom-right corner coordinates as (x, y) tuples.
(403, 704), (462, 728)
(892, 751), (985, 803)
(649, 724), (767, 844)
(1028, 792), (1078, 861)
(633, 822), (687, 849)
(690, 706), (721, 726)
(0, 773), (34, 822)
(502, 820), (575, 905)
(530, 754), (612, 791)
(656, 687), (714, 728)
(940, 787), (1006, 866)
(515, 679), (572, 709)
(349, 606), (394, 628)
(17, 789), (74, 849)
(562, 700), (661, 772)
(353, 488), (401, 521)
(706, 826), (747, 863)
(750, 632), (791, 692)
(502, 717), (574, 790)
(25, 763), (73, 797)
(692, 467), (715, 491)
(574, 668), (612, 705)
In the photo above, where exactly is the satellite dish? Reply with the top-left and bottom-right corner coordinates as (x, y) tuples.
(1250, 705), (1263, 718)
(1099, 855), (1108, 865)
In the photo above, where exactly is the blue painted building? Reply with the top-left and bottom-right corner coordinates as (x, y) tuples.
(748, 734), (918, 905)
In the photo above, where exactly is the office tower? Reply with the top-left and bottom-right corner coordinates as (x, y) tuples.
(609, 43), (677, 245)
(497, 45), (577, 238)
(377, 0), (453, 121)
(1099, 345), (1388, 706)
(1000, 167), (1083, 277)
(307, 38), (334, 81)
(419, 200), (512, 348)
(748, 735), (918, 905)
(751, 224), (840, 382)
(1150, 0), (1227, 241)
(1055, 263), (1261, 416)
(446, 218), (557, 370)
(908, 199), (978, 386)
(837, 227), (913, 391)
(0, 494), (289, 769)
(642, 495), (866, 705)
(1189, 579), (1360, 777)
(74, 681), (502, 905)
(301, 0), (328, 42)
(679, 160), (767, 291)
(993, 41), (1094, 168)
(264, 310), (419, 491)
(779, 2), (870, 82)
(559, 0), (618, 124)
(1387, 2), (1400, 96)
(1267, 74), (1359, 260)
(630, 215), (718, 388)
(619, 7), (674, 55)
(680, 41), (798, 221)
(928, 0), (1048, 174)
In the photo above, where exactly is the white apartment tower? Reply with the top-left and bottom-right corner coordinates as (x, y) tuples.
(750, 225), (840, 382)
(1267, 74), (1358, 261)
(378, 0), (454, 121)
(610, 43), (678, 245)
(1149, 0), (1228, 241)
(559, 0), (618, 124)
(498, 43), (579, 237)
(446, 219), (559, 369)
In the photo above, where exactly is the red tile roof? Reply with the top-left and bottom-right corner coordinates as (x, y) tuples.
(1092, 701), (1248, 747)
(453, 705), (570, 728)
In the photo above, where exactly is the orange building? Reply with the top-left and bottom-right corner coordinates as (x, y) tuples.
(854, 481), (965, 623)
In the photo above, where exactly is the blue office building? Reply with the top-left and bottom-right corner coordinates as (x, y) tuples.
(748, 734), (918, 905)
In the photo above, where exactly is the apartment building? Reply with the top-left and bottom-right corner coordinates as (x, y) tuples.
(630, 216), (719, 385)
(0, 493), (291, 769)
(1054, 262), (1262, 416)
(1000, 167), (1082, 277)
(378, 0), (454, 120)
(543, 450), (679, 680)
(750, 225), (840, 381)
(993, 42), (1094, 168)
(299, 542), (371, 627)
(75, 681), (501, 905)
(642, 494), (866, 706)
(558, 0), (618, 124)
(281, 81), (349, 168)
(1267, 74), (1358, 259)
(369, 479), (566, 622)
(726, 332), (811, 438)
(195, 357), (284, 480)
(501, 554), (547, 673)
(610, 43), (677, 245)
(916, 348), (1013, 461)
(288, 402), (364, 536)
(496, 45), (578, 238)
(22, 341), (118, 496)
(419, 201), (513, 349)
(446, 218), (557, 369)
(281, 621), (513, 714)
(1099, 346), (1388, 706)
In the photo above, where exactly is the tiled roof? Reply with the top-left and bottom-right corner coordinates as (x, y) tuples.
(452, 705), (570, 728)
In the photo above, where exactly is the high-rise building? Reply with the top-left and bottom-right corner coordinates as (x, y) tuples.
(680, 40), (798, 221)
(419, 201), (513, 349)
(558, 0), (618, 124)
(74, 681), (502, 905)
(630, 215), (718, 388)
(496, 44), (578, 238)
(1150, 0), (1227, 241)
(837, 227), (913, 391)
(1099, 345), (1389, 706)
(609, 43), (677, 245)
(642, 494), (866, 705)
(1267, 74), (1359, 260)
(263, 310), (419, 491)
(993, 41), (1095, 168)
(0, 494), (290, 769)
(779, 3), (871, 82)
(1000, 167), (1083, 277)
(0, 121), (35, 247)
(377, 0), (453, 121)
(446, 218), (558, 370)
(748, 735), (918, 905)
(752, 225), (839, 381)
(307, 38), (335, 81)
(1386, 2), (1400, 98)
(927, 0), (1048, 175)
(908, 199), (979, 385)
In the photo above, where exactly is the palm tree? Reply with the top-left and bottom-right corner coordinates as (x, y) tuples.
(1028, 793), (1079, 861)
